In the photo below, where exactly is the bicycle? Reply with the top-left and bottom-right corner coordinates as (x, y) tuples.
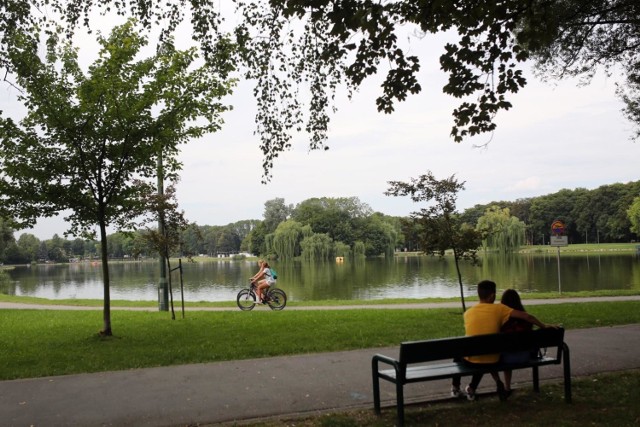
(236, 281), (287, 311)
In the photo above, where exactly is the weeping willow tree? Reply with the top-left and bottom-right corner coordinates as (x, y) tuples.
(476, 206), (527, 254)
(300, 233), (334, 261)
(353, 241), (366, 258)
(270, 220), (311, 260)
(334, 241), (351, 258)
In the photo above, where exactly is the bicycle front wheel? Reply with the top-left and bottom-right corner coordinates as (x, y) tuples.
(236, 289), (257, 311)
(266, 288), (287, 311)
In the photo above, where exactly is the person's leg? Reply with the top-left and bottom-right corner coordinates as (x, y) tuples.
(504, 369), (513, 391)
(260, 283), (271, 301)
(451, 375), (462, 397)
(469, 373), (484, 390)
(257, 281), (269, 301)
(451, 358), (462, 397)
(255, 280), (265, 300)
(464, 373), (483, 401)
(490, 371), (508, 401)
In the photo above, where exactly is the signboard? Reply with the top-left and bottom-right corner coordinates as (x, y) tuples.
(551, 219), (566, 236)
(550, 235), (568, 247)
(550, 219), (568, 293)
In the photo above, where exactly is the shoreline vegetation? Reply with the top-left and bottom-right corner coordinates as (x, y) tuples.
(1, 242), (638, 269)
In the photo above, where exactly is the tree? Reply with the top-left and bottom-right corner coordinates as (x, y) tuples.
(141, 183), (194, 320)
(300, 233), (334, 261)
(16, 233), (40, 263)
(476, 206), (526, 254)
(0, 20), (234, 335)
(386, 172), (481, 312)
(0, 218), (15, 263)
(628, 196), (640, 237)
(244, 222), (266, 256)
(292, 197), (373, 249)
(361, 214), (397, 257)
(47, 234), (67, 262)
(262, 198), (293, 233)
(216, 226), (241, 254)
(271, 220), (309, 260)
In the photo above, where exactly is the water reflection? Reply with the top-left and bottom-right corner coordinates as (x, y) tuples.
(1, 253), (638, 302)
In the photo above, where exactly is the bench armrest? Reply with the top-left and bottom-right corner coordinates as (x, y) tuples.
(372, 353), (399, 371)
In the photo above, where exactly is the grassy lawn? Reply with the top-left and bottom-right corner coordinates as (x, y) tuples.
(1, 300), (639, 380)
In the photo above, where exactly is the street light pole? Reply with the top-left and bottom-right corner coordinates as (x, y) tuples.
(157, 148), (168, 311)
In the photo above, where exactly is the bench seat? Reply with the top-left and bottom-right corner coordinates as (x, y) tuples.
(372, 328), (571, 426)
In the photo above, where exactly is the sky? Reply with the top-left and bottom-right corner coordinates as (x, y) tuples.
(3, 13), (639, 240)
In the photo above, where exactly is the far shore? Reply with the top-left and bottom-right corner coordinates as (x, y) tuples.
(2, 242), (638, 268)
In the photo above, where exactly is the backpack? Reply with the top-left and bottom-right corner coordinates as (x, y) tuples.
(270, 268), (278, 280)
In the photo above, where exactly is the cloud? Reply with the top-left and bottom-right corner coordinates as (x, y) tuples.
(506, 177), (543, 193)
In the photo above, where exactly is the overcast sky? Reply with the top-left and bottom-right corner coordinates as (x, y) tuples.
(3, 16), (639, 240)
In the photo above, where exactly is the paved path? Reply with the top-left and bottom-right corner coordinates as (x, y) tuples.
(2, 294), (640, 311)
(1, 298), (640, 426)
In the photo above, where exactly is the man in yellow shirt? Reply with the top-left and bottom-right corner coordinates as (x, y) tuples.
(451, 280), (550, 401)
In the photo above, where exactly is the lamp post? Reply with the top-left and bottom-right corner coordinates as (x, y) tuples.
(157, 148), (168, 311)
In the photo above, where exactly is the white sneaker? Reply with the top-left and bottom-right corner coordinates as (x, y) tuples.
(451, 386), (462, 398)
(465, 385), (476, 401)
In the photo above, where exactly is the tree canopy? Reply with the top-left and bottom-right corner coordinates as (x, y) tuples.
(2, 1), (637, 178)
(627, 196), (640, 236)
(0, 20), (234, 334)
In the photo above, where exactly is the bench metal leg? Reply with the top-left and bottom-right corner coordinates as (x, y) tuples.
(563, 344), (572, 403)
(371, 362), (381, 414)
(396, 382), (405, 426)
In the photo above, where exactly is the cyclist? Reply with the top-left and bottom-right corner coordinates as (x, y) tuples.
(250, 260), (276, 303)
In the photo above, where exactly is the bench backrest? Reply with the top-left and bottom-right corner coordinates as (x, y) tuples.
(399, 327), (565, 365)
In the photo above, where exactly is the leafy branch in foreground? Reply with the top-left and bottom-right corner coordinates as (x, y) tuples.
(2, 1), (638, 178)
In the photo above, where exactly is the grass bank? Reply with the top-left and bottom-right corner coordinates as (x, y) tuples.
(1, 300), (639, 381)
(393, 242), (640, 256)
(520, 242), (639, 253)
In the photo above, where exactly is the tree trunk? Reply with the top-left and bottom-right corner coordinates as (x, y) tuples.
(453, 248), (467, 313)
(99, 221), (112, 336)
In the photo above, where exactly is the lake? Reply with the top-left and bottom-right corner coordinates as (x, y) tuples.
(1, 253), (639, 302)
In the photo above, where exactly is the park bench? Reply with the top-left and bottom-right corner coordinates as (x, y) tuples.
(371, 327), (571, 426)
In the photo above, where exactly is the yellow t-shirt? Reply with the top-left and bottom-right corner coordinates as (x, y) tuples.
(463, 303), (513, 363)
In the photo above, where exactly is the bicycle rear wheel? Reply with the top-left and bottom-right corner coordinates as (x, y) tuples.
(236, 289), (257, 311)
(266, 288), (287, 311)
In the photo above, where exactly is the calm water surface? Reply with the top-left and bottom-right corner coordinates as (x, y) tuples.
(1, 253), (639, 302)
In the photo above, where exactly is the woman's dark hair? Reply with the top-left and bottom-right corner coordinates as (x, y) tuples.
(501, 288), (525, 311)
